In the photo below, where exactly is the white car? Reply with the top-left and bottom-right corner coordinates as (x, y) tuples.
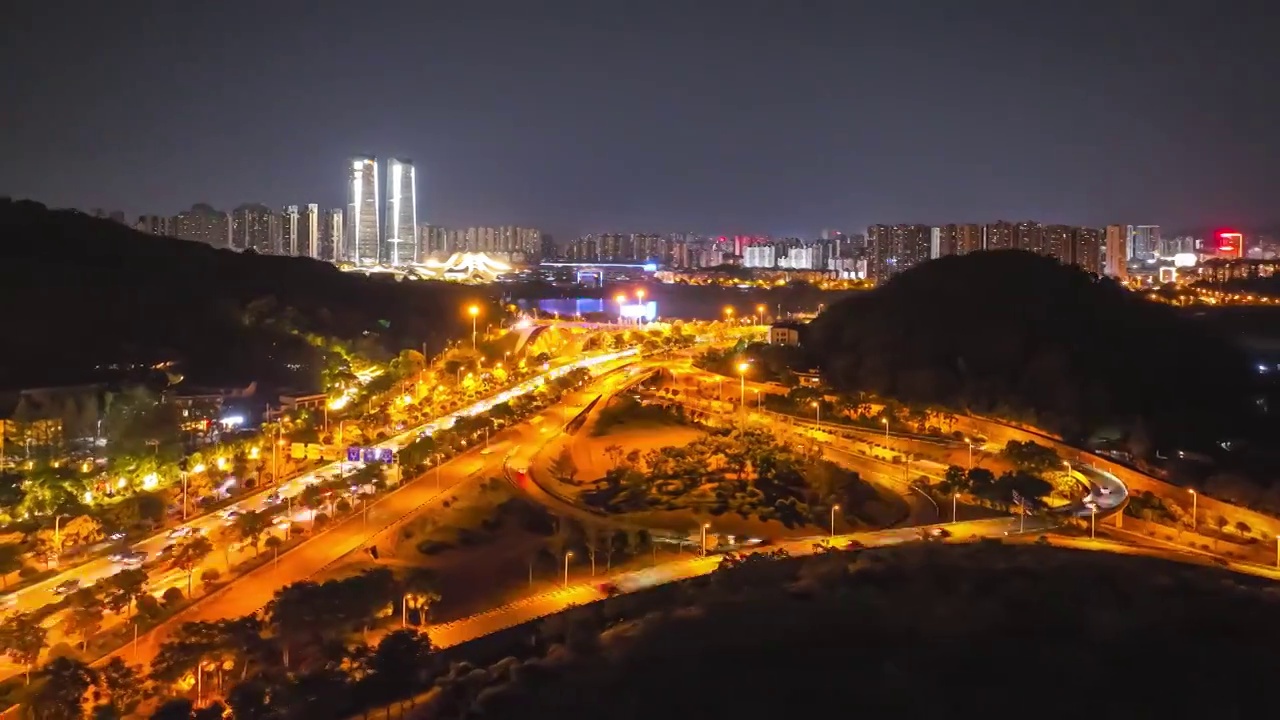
(118, 551), (147, 567)
(1098, 486), (1112, 495)
(167, 526), (194, 539)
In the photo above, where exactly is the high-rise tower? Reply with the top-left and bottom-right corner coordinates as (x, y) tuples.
(347, 156), (380, 264)
(384, 158), (418, 266)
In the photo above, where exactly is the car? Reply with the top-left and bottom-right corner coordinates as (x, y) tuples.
(158, 543), (176, 558)
(221, 510), (242, 525)
(1099, 486), (1112, 495)
(168, 526), (194, 539)
(265, 493), (282, 505)
(118, 551), (147, 567)
(53, 579), (80, 595)
(272, 514), (292, 527)
(108, 531), (127, 541)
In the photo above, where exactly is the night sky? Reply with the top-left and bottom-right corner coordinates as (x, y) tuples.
(2, 1), (1276, 239)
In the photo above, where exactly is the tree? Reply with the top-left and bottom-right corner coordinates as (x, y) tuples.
(1000, 441), (1061, 475)
(264, 535), (283, 564)
(1234, 520), (1252, 538)
(583, 524), (601, 576)
(363, 629), (433, 703)
(548, 447), (579, 485)
(66, 589), (106, 650)
(942, 465), (970, 495)
(28, 656), (97, 720)
(604, 444), (625, 470)
(0, 542), (23, 588)
(94, 657), (145, 717)
(233, 510), (269, 557)
(169, 535), (215, 597)
(103, 568), (148, 619)
(0, 612), (48, 683)
(150, 698), (194, 720)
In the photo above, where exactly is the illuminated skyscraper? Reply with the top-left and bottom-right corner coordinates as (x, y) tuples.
(1104, 225), (1128, 279)
(233, 203), (278, 254)
(347, 156), (380, 264)
(1127, 225), (1160, 261)
(281, 205), (300, 256)
(319, 208), (343, 262)
(383, 158), (418, 266)
(300, 204), (320, 259)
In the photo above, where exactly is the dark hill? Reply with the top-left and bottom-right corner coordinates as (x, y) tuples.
(804, 251), (1257, 455)
(0, 198), (484, 390)
(403, 543), (1280, 719)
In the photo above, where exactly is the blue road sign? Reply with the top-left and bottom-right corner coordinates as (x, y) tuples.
(346, 447), (361, 462)
(378, 448), (394, 463)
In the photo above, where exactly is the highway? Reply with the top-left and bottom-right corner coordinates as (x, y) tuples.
(90, 355), (642, 672)
(0, 349), (641, 683)
(426, 517), (1029, 648)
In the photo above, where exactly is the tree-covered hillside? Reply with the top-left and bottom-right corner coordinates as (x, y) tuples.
(0, 199), (490, 389)
(804, 251), (1258, 455)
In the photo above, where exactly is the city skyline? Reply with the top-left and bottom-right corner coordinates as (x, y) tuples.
(2, 3), (1277, 240)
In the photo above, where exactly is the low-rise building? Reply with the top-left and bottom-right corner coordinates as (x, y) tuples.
(769, 321), (805, 346)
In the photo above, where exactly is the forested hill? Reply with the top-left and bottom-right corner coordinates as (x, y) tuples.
(0, 198), (483, 390)
(804, 251), (1258, 455)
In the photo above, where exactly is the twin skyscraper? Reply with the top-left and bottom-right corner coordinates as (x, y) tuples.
(347, 156), (419, 266)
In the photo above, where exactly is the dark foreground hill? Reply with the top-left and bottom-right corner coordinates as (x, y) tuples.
(0, 199), (483, 390)
(405, 542), (1280, 720)
(804, 251), (1258, 456)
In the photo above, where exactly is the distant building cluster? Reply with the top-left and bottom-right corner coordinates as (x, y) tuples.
(117, 157), (545, 266)
(562, 232), (858, 272)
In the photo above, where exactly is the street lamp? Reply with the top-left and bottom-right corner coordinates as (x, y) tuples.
(965, 439), (973, 469)
(882, 417), (890, 443)
(563, 551), (573, 586)
(1189, 489), (1197, 531)
(635, 290), (646, 324)
(952, 493), (958, 523)
(53, 514), (71, 557)
(1090, 506), (1098, 540)
(701, 523), (710, 556)
(468, 305), (480, 350)
(756, 304), (766, 325)
(614, 294), (626, 324)
(723, 306), (734, 322)
(811, 400), (820, 431)
(736, 362), (749, 423)
(830, 504), (839, 537)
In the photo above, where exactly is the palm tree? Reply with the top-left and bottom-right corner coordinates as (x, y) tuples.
(169, 535), (215, 597)
(233, 510), (268, 556)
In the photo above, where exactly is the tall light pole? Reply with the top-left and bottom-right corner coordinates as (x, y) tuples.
(468, 305), (480, 350)
(1090, 506), (1097, 540)
(952, 493), (958, 523)
(830, 504), (839, 537)
(53, 514), (70, 557)
(736, 362), (749, 425)
(756, 304), (766, 325)
(1189, 489), (1197, 531)
(614, 294), (626, 324)
(563, 551), (573, 586)
(701, 523), (710, 556)
(882, 417), (890, 443)
(966, 440), (973, 469)
(811, 401), (821, 431)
